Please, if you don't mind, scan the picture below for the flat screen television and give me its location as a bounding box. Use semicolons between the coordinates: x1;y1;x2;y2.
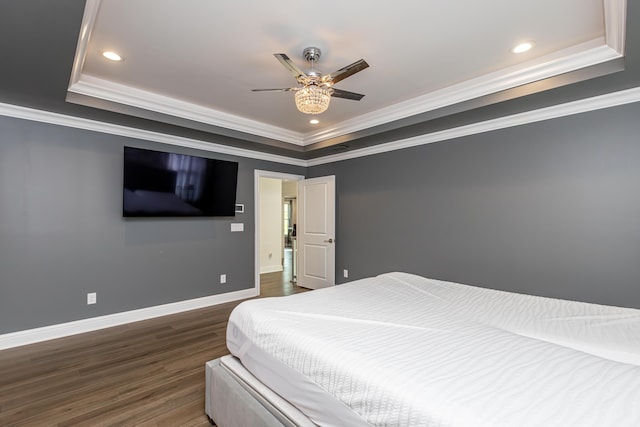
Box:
123;146;238;217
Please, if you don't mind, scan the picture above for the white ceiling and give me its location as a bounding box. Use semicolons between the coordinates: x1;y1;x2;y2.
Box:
69;0;624;148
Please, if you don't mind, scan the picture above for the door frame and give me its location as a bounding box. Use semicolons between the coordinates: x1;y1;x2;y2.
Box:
254;170;305;295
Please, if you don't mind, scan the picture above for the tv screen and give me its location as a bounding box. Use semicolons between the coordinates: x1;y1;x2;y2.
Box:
123;147;238;217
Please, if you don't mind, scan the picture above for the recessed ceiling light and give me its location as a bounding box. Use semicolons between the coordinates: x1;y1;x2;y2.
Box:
102;51;123;61
309;119;319;124
512;42;535;54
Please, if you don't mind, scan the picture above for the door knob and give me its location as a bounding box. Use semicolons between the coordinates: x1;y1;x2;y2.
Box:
324;238;334;243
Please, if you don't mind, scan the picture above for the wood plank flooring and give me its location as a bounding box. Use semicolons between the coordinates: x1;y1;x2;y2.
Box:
0;253;306;426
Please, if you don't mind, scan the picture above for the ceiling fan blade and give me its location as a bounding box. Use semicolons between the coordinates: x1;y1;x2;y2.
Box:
326;59;369;84
274;54;306;80
251;88;297;92
331;88;365;101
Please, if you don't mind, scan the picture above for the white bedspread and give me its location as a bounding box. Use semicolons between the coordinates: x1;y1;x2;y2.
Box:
227;272;640;427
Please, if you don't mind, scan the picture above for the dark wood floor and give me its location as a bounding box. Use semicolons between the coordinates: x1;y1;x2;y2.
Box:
0;251;306;426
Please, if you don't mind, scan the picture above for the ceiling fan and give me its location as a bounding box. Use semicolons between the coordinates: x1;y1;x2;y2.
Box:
252;47;369;115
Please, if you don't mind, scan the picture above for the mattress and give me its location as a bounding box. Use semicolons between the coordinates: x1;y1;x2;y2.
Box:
226;272;640;426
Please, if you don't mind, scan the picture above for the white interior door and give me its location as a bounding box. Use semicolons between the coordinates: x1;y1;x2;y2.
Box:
297;175;335;289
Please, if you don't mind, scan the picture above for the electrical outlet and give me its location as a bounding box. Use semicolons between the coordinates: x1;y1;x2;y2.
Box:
343;269;349;278
220;274;227;284
87;292;97;305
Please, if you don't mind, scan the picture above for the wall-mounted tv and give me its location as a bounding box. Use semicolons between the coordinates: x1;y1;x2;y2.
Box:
123;146;238;217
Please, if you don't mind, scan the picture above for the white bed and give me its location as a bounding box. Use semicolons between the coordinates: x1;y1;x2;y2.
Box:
207;272;640;426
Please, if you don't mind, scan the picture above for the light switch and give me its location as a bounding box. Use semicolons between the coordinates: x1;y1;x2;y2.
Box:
231;223;244;232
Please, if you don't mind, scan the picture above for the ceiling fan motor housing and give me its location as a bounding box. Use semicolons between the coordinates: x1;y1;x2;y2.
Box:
303;47;321;63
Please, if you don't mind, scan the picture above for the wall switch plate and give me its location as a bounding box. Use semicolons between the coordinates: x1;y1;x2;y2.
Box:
231;223;244;232
220;274;227;284
343;269;349;278
87;292;97;305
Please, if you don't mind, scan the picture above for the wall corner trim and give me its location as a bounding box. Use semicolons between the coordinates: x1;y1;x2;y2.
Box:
0;288;257;350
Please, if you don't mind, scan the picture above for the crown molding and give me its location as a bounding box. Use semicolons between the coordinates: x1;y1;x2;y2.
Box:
2;87;639;168
0;102;307;167
302;39;621;145
68;0;304;146
306;86;640;166
69;1;626;148
68;74;305;146
67;0;100;89
69;40;619;150
605;0;627;54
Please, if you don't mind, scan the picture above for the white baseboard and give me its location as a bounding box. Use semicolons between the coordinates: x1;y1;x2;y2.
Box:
0;288;258;350
260;265;284;274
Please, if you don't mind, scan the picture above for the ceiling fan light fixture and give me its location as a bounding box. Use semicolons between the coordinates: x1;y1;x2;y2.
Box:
295;85;331;114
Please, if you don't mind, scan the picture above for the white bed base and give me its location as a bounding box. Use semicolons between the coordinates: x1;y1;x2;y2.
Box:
205;355;315;427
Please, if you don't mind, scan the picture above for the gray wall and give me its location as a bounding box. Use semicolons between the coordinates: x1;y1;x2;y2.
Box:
3;101;640;335
0;116;304;334
309;102;640;309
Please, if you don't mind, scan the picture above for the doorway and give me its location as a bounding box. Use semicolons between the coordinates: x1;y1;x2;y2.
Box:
254;170;304;295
